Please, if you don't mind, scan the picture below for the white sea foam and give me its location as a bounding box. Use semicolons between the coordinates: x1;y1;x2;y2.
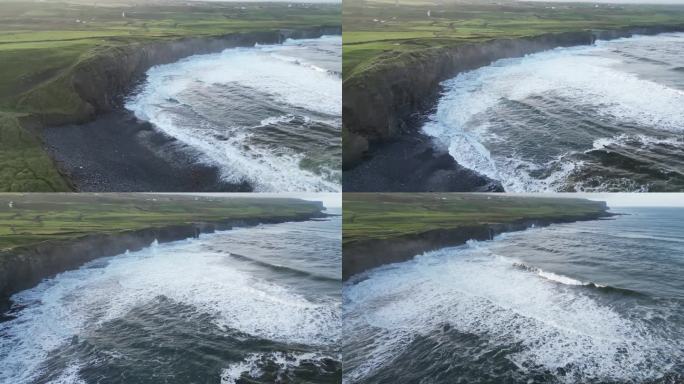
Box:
592;133;684;151
45;363;87;384
423;33;684;192
0;232;339;384
221;353;264;384
343;240;679;383
220;351;326;384
125;36;341;192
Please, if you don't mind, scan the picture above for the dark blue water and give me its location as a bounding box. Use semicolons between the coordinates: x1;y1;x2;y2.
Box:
126;36;342;192
0;215;341;384
423;33;684;192
343;207;684;383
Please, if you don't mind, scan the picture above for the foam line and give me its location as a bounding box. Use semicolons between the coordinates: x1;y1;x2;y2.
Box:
422;32;684;192
0;232;339;384
125;36;342;192
343;239;680;383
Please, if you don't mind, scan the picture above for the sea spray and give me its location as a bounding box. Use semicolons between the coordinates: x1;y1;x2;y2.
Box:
126;36;342;192
0;218;341;383
343;207;684;383
423;32;684;192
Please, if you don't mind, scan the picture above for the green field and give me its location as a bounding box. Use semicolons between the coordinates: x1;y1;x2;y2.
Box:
0;0;340;191
343;0;684;79
343;193;607;244
0;193;322;251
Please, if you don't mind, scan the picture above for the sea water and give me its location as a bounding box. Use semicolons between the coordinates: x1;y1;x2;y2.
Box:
343;207;684;383
0;215;341;383
423;33;684;192
126;36;342;192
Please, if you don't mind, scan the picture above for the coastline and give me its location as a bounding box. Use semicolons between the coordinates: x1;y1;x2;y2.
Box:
42;110;251;192
26;25;341;191
0;209;328;315
342;25;684;190
343;209;613;280
343;126;503;192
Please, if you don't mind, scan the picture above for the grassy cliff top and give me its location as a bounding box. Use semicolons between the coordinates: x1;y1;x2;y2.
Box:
343;0;684;80
343;193;607;244
0;193;323;251
0;1;340;192
0;0;340;111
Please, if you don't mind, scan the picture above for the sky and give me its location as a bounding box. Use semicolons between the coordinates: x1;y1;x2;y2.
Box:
169;192;684;209
523;0;684;3
183;193;341;209
579;193;684;207
519;193;684;207
250;193;341;209
187;0;341;2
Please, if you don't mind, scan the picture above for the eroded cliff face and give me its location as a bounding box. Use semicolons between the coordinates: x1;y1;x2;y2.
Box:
35;26;341;128
0;211;326;313
342;25;684;169
342;204;610;280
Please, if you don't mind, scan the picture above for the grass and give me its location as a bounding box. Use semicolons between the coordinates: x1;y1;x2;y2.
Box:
0;114;71;192
343;193;607;244
343;0;684;79
0;193;323;252
0;0;341;191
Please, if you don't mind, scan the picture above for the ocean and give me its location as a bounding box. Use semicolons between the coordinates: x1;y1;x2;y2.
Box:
126;36;342;192
422;32;684;192
0;214;341;383
343;207;684;383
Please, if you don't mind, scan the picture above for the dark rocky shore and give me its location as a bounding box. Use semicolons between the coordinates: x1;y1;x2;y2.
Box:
0;209;327;315
343;128;502;192
43;111;251;192
343;206;612;280
33;25;341;191
342;25;684;191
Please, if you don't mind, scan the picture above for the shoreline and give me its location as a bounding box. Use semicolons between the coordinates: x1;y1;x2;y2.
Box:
0;210;328;315
343;124;503;192
27;26;341;191
343;209;613;280
342;26;684;191
42;110;252;192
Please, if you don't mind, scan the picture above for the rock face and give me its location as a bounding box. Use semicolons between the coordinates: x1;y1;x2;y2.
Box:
33;26;341;128
342;25;684;169
0;210;326;313
342;204;610;280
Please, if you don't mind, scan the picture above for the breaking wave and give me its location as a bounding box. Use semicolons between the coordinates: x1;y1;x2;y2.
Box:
126;36;342;192
423;33;684;192
343;235;682;383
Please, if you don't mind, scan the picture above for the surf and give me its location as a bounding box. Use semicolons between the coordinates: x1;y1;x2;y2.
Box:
0;224;340;383
343;231;682;383
422;32;684;192
126;36;342;192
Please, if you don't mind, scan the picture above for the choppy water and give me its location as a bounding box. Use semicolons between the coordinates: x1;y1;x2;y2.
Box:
126;36;342;192
343;207;684;383
0;215;341;384
423;33;684;192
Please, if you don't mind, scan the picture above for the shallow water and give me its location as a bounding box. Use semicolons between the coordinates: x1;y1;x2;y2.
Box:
343;207;684;383
126;36;342;192
423;33;684;192
0;215;341;384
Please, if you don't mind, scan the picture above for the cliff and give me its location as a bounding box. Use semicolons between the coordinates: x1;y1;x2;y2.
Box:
0;209;326;313
343;211;610;280
22;26;342;128
342;194;610;280
343;25;684;169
